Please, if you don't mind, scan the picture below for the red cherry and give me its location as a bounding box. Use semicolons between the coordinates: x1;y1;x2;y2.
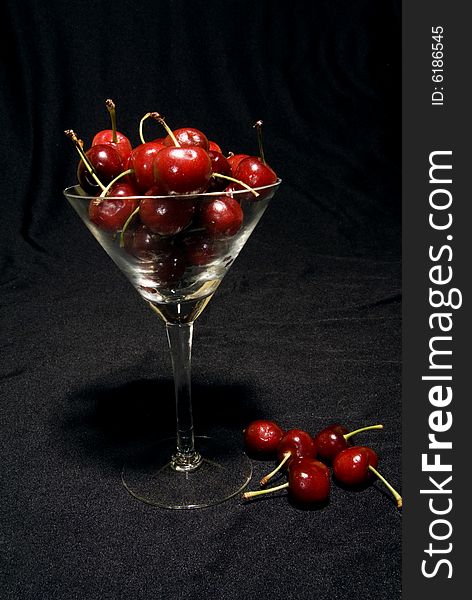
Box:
77;144;123;194
91;99;132;162
277;429;317;463
92;130;132;162
88;183;139;232
333;446;402;508
209;140;222;153
150;248;187;285
207;150;232;191
234;156;277;189
260;429;317;486
333;446;379;486
243;457;330;505
222;184;254;204
123;224;173;261
164;127;209;150
314;425;349;462
139;193;195;236
243;420;284;455
208;151;231;175
128;142;167;193
199;196;243;238
182;232;220;266
315;423;384;463
288;458;331;504
228;153;249;174
153;146;212;195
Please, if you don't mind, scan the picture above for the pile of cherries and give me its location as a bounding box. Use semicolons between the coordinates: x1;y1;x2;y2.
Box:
65;100;278;284
242;419;402;509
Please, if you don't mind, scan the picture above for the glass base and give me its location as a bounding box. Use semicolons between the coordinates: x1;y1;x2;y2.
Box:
122;436;253;509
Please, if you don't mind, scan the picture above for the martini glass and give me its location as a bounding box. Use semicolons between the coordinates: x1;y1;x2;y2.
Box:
64;180;280;508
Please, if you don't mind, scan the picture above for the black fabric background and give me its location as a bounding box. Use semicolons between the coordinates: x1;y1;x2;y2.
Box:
1;1;401;599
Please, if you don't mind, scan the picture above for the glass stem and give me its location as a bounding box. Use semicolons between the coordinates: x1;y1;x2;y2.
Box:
165;322;203;472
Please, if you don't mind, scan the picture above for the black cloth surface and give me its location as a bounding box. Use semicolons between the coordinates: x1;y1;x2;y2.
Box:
1;1;401;599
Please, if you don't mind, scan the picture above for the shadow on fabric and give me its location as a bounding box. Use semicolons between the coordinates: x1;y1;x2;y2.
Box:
59;377;261;471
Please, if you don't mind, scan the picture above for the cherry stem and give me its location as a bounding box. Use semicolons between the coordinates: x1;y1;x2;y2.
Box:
105;99;118;143
149;112;180;146
344;424;384;441
119;205;141;248
138;112;153;145
213;173;259;197
260;452;291;486
243;481;289;500
99;168;134;198
253;120;266;165
64;129;106;191
369;465;403;509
